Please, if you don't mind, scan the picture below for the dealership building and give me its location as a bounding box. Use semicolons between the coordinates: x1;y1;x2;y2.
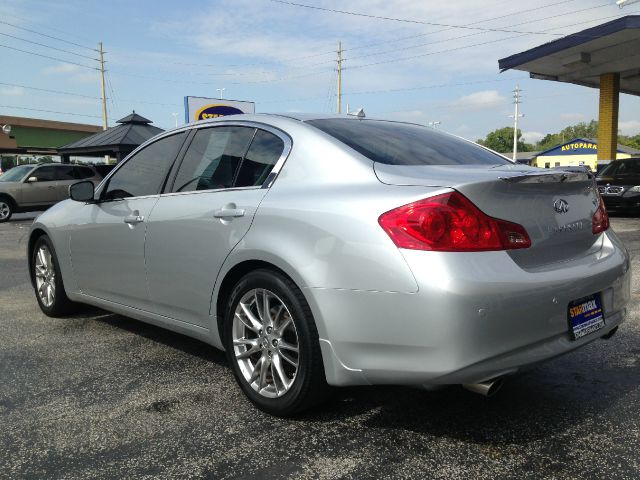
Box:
531;138;640;170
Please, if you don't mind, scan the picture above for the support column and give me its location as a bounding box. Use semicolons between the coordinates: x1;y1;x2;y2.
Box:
60;154;71;164
597;72;620;164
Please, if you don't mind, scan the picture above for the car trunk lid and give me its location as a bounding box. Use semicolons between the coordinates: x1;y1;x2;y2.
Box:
374;163;602;268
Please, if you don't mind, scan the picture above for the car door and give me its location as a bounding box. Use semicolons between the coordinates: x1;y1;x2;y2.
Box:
53;165;77;201
144;125;290;327
21;165;59;205
69;131;189;308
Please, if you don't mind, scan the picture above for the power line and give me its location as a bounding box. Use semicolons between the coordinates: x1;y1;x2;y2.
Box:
267;0;596;37
343;0;580;53
0;43;100;70
343;1;612;63
0;82;101;99
345;10;636;71
0;31;99;61
0;20;98;52
0;104;102;119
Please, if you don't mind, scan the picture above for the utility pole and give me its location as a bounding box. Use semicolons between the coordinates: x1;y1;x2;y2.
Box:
216;88;226;99
509;85;524;161
98;42;108;131
336;41;343;114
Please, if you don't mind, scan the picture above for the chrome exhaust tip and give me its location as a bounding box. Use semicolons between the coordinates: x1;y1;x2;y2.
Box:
462;377;504;397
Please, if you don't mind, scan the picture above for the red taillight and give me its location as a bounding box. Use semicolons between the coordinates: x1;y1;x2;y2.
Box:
592;194;609;234
378;191;531;252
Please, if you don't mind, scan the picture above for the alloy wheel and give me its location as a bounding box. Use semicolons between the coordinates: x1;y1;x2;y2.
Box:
0;201;10;220
232;288;300;398
34;245;56;308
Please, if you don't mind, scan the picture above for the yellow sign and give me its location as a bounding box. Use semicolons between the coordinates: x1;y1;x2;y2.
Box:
561;142;597;152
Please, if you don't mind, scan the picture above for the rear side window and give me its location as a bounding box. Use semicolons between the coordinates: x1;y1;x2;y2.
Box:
235;130;284;187
103;132;187;200
72;166;95;179
172;126;255;193
307;119;510;166
56;165;76;180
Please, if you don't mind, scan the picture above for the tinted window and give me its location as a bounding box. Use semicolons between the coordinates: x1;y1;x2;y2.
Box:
598;158;640;176
33;166;58;181
72;166;95;179
104;132;187;200
172;127;255;193
235;130;284;187
56;166;76;180
308;119;510;166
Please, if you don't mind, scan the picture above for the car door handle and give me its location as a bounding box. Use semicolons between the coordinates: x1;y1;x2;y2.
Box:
213;208;245;219
124;214;145;225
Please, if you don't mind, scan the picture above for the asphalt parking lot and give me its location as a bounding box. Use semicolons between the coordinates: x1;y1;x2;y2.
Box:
1;213;639;480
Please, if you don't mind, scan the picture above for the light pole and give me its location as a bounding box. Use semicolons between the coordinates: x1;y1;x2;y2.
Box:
171;113;179;128
216;88;226;99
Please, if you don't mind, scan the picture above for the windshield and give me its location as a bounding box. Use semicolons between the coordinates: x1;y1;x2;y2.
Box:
307;118;511;166
598;158;640;177
0;165;34;182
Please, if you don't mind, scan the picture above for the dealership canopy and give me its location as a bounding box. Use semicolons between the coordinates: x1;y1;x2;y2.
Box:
57;111;163;163
498;15;640;163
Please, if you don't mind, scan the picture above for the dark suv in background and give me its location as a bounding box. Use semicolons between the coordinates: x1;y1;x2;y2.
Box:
0;164;103;222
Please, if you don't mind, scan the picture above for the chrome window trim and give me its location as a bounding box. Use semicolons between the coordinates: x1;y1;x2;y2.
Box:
160;185;261;199
95;121;292;201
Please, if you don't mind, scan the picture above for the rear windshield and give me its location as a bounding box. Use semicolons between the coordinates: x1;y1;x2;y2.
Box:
598;158;640;176
307;119;510;166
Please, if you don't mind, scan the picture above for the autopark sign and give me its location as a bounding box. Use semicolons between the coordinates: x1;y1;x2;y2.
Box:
184;96;255;123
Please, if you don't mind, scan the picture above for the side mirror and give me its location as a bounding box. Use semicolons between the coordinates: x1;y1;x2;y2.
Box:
69;180;95;202
27;176;38;183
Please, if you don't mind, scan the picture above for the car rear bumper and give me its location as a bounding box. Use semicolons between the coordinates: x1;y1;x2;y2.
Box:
311;230;630;387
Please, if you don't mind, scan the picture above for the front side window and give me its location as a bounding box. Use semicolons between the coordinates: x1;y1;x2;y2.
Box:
32;166;58;182
172;127;255;193
104;132;187;200
308;119;510;166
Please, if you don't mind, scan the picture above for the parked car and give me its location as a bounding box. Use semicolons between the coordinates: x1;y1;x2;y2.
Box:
596;157;640;212
0;164;102;222
27;114;630;416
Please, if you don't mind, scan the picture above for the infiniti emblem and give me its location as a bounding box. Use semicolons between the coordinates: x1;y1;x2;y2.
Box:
554;199;569;214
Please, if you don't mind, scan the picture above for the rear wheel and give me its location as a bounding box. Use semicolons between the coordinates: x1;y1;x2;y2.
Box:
32;235;76;317
224;269;329;416
0;198;13;222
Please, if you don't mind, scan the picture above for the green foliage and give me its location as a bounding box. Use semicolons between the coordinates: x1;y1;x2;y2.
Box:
479;120;640;155
476;127;533;154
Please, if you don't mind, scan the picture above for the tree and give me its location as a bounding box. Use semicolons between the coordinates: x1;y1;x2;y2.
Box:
477;127;532;154
536;120;599;151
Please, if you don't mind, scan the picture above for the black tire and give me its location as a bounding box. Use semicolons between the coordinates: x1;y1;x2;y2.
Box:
0;197;13;223
31;235;77;317
223;269;330;416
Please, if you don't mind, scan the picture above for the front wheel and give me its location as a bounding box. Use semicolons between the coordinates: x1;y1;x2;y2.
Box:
0;198;13;222
32;235;76;317
224;269;329;416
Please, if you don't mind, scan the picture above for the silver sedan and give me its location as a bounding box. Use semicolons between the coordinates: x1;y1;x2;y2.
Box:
27;114;630;416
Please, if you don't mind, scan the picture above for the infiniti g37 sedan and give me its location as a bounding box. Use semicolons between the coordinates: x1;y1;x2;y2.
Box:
28;114;630;416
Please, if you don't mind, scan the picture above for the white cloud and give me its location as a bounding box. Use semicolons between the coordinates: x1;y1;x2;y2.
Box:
450;90;506;110
619;120;640;136
559;112;586;122
43;63;82;74
521;131;545;144
0;86;25;96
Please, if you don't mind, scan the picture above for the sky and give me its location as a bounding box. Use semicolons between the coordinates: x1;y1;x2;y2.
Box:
1;0;640;145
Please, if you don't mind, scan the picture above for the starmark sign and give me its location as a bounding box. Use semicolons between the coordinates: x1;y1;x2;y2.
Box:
184;96;255;123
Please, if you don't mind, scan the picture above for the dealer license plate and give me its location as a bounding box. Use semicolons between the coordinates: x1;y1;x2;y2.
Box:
568;294;605;340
